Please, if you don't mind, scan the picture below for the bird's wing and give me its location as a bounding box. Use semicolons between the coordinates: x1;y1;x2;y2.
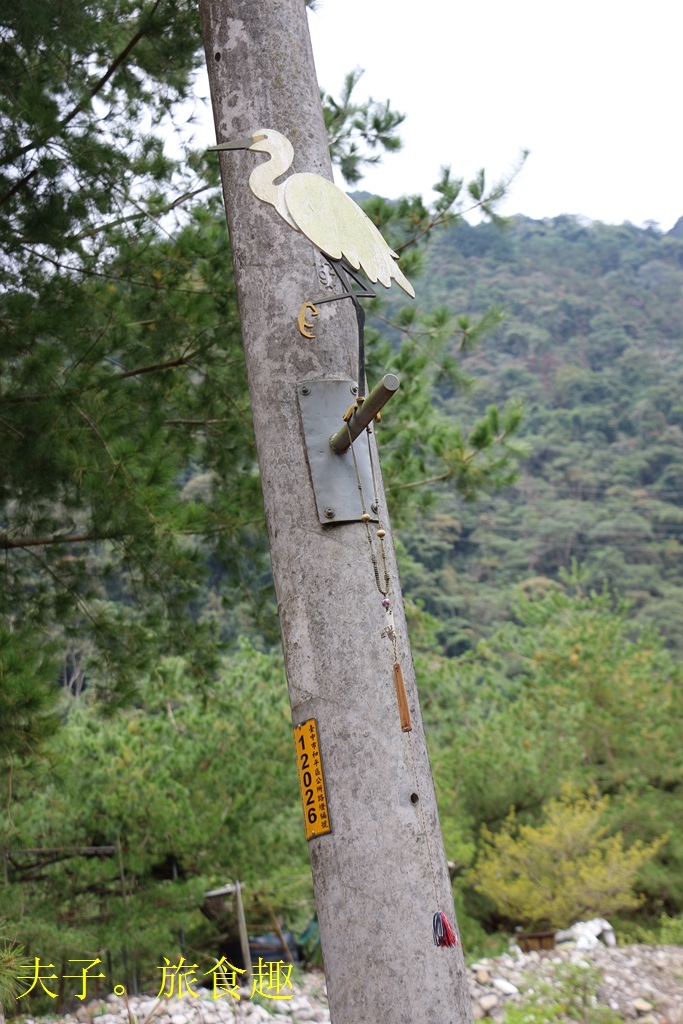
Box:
283;173;414;298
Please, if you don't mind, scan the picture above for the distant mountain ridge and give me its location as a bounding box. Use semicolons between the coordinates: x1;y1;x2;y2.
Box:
397;214;683;655
667;214;683;239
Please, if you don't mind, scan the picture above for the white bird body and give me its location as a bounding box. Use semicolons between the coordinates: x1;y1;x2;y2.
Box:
222;128;415;298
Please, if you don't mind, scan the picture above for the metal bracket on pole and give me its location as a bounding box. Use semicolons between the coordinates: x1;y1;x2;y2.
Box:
297;376;399;525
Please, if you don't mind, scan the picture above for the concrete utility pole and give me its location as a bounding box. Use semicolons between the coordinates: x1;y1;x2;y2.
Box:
198;2;472;1022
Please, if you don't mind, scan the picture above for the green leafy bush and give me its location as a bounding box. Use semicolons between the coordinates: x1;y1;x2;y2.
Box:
469;786;663;930
660;913;683;945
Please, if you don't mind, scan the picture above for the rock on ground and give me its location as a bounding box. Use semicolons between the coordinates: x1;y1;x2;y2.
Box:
468;944;683;1023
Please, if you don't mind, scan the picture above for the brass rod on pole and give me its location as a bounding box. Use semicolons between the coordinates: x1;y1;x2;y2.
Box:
329;373;400;454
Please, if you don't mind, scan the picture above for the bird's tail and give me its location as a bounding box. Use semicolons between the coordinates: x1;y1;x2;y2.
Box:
391;259;415;298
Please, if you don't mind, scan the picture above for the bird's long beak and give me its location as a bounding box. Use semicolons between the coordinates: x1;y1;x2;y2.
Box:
207;135;256;152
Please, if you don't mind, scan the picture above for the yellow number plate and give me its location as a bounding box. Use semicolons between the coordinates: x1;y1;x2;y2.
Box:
294;719;331;840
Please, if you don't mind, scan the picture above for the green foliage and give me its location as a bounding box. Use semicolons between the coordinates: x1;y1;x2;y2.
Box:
321;68;404;185
398;214;683;654
611;909;683;945
0;941;24;1018
469;786;663;931
0;644;309;992
659;912;683;945
0;0;201;270
0;0;253;704
0;628;60;763
367;308;526;524
425;583;683;926
0;941;23;1007
503;963;624;1024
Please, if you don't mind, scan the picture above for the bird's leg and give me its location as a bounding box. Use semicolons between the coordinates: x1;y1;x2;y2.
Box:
297;259;374;399
352;295;366;401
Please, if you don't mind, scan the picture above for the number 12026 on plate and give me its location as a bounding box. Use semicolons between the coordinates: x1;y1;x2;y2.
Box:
294;719;331;840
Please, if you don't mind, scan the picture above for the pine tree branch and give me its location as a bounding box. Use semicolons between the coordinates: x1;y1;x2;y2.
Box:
163;418;232;426
9;846;117;857
6;756;14;829
22;548;131;670
1;351;204;404
392;209;453;255
388;430;514;491
20;246;214;293
0;393;51;404
66;183;213;242
118;351;200;378
388;471;454;491
63;314;114;382
0;167;39;211
58;0;164;137
0;0;164;173
0;531;118;550
76;405;123;476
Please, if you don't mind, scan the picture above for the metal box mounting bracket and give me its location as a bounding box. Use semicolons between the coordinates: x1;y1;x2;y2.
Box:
297;378;377;525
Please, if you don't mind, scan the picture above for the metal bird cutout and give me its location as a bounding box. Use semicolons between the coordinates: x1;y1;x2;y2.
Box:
209;128;414;389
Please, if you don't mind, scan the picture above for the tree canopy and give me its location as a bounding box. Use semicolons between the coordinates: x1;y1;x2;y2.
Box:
398;214;683;655
1;0;523;722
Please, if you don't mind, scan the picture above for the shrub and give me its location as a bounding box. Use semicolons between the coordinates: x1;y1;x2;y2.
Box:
469;786;664;931
503;963;624;1024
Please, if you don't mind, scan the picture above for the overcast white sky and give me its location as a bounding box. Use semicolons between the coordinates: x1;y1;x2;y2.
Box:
305;0;682;232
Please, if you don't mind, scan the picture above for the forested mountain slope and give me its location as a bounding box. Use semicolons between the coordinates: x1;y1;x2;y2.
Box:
396;215;683;655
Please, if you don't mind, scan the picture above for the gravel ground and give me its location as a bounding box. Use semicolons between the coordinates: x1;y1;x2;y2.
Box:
16;943;683;1024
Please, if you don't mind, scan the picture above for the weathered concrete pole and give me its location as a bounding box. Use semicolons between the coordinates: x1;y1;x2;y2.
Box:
197;2;472;1021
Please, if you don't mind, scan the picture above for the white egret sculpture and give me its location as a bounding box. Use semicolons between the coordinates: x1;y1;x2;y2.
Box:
209;128;414;389
210;128;414;296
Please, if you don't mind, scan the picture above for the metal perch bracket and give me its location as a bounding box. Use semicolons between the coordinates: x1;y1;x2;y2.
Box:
297;375;400;525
